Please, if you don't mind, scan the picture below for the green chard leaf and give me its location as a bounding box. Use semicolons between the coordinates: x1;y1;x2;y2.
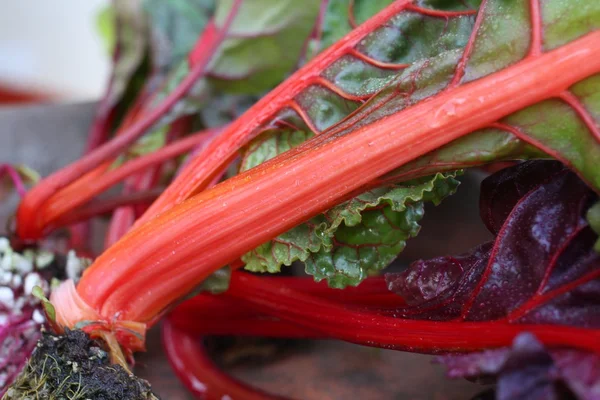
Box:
273;0;600;185
184;266;231;298
129;0;216;157
96;5;116;54
318;0;401;53
240;129;460;287
150;0;321;128
94;0;149;134
345;0;600;186
32;286;56;324
109;0;149;103
208;0;322;94
114;0;323;177
144;0;215;71
200;0;599;287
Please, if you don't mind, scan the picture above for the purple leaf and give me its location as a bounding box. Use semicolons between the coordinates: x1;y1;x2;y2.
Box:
436;333;600;400
385;161;600;327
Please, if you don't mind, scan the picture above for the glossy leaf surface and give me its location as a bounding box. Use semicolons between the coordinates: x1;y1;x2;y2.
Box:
146;0;600;229
386;162;600;330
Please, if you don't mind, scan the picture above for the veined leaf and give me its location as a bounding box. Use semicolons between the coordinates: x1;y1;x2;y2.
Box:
240;129;460;287
121;0;318;158
152;0;321;127
146;0;600;226
73;1;600;324
386;162;600;330
105;0;149;112
126;0;215;158
304;0;396;62
87;0;149;151
96;5;116;55
208;0;322;94
107;0;215;163
132;0;321;160
144;0;215;71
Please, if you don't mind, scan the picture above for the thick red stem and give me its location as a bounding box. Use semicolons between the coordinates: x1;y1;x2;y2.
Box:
16;8;240;240
162;320;289;400
170;315;321;339
105;117;194;247
227;273;600;353
54;188;163;226
36;128;221;234
136;0;416;225
73;32;600;325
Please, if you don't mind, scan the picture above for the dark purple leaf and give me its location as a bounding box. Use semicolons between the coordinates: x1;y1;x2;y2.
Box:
478;161;565;235
437;333;600;400
385;161;600;328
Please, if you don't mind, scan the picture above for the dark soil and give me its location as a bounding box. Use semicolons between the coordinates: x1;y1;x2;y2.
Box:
4;329;158;400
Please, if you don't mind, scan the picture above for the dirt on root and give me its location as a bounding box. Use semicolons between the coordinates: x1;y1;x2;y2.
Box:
4;329;158;400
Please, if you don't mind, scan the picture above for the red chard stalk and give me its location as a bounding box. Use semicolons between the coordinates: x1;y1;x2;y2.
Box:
50;33;599;359
4;0;600;397
22;0;598;351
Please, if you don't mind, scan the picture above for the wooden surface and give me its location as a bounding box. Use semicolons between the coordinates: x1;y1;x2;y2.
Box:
0;102;492;399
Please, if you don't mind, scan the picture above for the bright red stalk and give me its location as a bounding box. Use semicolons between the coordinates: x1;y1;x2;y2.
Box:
136;0;416;225
33;128;220;234
162;321;289;400
170;275;403;327
174;276;403;318
104;169;159;248
15;5;241;240
54;188;163;226
169;276;402;337
169;314;320;339
105;207;137;249
226;273;600;353
64;32;600;323
104;117;193;246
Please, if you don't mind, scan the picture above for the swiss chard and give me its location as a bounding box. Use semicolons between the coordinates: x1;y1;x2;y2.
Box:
35;0;599;349
16;0;321;240
125;0;600;285
4;0;600;398
140;0;600;224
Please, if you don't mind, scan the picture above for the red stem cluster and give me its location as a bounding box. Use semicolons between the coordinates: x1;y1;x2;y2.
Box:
10;0;600;397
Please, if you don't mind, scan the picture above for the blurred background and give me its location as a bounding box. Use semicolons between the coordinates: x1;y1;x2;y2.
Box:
0;0;109;104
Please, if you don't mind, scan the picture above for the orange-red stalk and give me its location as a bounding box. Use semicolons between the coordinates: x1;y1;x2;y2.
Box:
136;0;416;225
47;32;600;355
38;127;220;233
226;273;600;353
15;4;241;240
162;321;289;400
